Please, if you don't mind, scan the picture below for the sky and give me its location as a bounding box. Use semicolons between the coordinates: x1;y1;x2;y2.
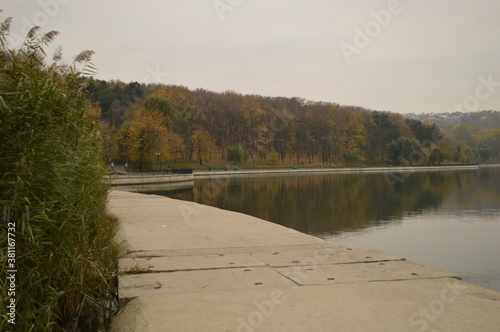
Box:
2;0;500;114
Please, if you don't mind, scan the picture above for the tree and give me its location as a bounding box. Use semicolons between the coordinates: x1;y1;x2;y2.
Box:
453;144;475;163
387;137;422;166
241;96;269;157
405;119;442;146
122;110;169;169
227;144;246;165
100;120;120;161
367;112;401;163
85;78;145;127
428;148;445;166
449;125;477;147
166;132;185;163
143;94;177;126
343;150;360;165
484;129;500;161
191;129;215;165
344;110;367;162
437;138;456;162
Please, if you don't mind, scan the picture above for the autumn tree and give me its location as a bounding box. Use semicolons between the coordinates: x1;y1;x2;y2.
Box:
122;110;169;169
154;86;196;149
241;97;269;157
453;144;475;163
85;78;145;127
192;129;215;165
436;138;456;162
448;125;477;147
100;120;120;162
342;110;368;163
485;129;500;161
166;132;185;164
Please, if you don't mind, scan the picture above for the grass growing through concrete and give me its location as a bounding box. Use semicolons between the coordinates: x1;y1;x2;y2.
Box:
0;17;118;331
121;265;154;274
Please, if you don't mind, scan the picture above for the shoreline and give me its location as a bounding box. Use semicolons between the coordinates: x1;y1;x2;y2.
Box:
194;163;482;178
108;163;497;186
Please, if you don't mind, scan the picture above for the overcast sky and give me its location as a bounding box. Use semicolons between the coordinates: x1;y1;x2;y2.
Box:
3;0;500;114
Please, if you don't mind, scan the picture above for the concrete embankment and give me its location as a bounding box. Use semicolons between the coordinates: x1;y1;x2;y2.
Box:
194;164;481;178
108;173;193;186
108;164;484;187
108;190;500;332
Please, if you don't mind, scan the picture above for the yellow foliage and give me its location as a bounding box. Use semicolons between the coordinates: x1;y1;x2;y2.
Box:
166;132;186;161
123;110;169;163
192;129;215;164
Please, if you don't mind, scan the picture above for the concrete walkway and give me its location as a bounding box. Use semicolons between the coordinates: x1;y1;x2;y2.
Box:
108;191;500;332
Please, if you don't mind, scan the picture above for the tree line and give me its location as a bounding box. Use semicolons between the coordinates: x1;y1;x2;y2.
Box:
87;79;500;170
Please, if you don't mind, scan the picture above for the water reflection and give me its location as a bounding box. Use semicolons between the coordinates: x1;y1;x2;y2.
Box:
168;169;498;236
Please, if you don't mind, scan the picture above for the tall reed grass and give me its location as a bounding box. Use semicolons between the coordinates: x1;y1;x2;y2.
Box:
1;15;117;331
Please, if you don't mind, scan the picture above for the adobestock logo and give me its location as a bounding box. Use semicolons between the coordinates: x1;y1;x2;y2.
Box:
213;0;244;21
408;279;467;332
448;74;500;112
340;0;405;64
142;64;170;84
236;290;286;332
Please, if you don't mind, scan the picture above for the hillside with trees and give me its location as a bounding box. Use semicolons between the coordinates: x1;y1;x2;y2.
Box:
86;80;500;170
406;110;500;130
406;111;500;163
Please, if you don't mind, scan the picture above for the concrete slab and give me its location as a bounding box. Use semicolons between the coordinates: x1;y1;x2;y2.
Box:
119;267;296;301
119;253;266;273
251;246;403;267
121;243;343;259
275;260;459;285
110;278;500;332
108;191;181;208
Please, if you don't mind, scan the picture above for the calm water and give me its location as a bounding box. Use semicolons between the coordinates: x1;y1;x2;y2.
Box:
155;167;500;292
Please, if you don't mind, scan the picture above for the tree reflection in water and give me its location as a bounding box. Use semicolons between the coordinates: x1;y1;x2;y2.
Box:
165;168;499;237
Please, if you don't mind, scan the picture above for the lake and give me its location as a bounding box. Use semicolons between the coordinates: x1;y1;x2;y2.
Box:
148;167;500;292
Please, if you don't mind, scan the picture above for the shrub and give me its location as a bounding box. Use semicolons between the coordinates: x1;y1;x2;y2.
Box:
0;17;117;331
226;144;246;165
